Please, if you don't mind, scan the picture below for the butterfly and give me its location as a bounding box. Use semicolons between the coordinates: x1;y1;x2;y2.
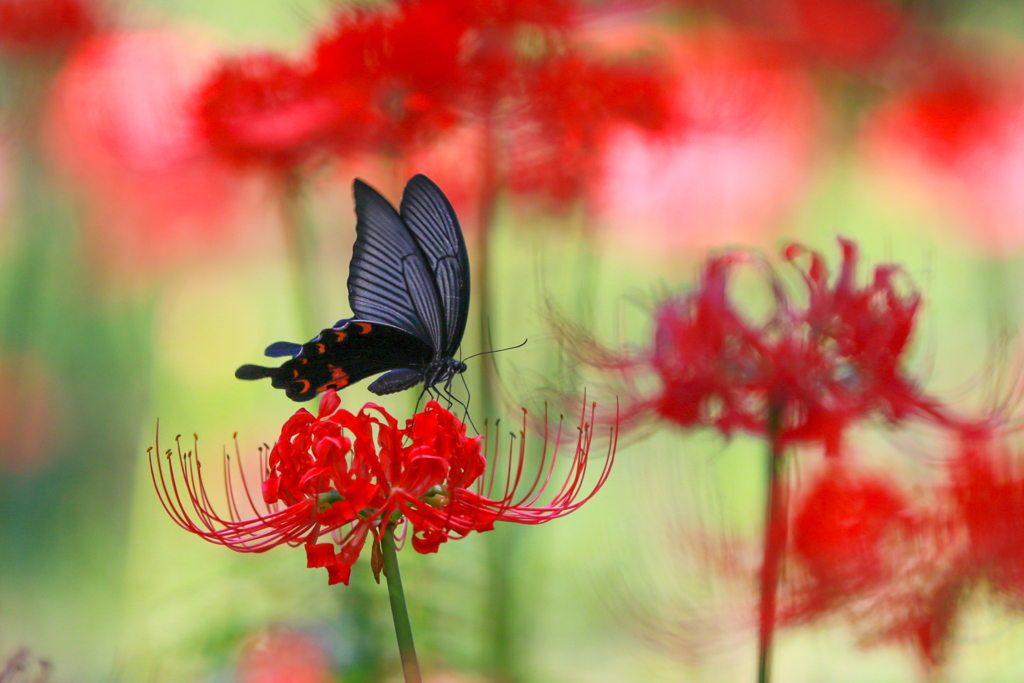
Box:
235;174;470;402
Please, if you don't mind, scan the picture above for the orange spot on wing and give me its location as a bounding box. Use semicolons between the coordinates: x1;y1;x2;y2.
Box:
294;379;310;394
315;343;326;354
333;330;346;342
331;368;350;387
354;322;372;334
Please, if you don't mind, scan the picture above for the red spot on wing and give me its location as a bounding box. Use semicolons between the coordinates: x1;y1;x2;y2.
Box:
354;322;372;334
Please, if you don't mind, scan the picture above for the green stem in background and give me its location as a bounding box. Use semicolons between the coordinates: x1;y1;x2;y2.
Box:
474;112;521;683
757;402;788;683
381;525;422;683
279;171;320;335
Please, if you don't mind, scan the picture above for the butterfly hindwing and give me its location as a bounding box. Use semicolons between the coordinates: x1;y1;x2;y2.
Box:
236;320;434;401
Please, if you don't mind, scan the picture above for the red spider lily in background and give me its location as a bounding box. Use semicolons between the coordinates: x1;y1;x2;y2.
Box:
0;0;98;58
152;391;616;586
238;629;332;683
43;31;263;281
197;53;344;170
864;58;1024;254
770;429;1024;674
595;29;817;251
505;51;671;206
193;0;672;208
676;0;909;72
584;239;953;454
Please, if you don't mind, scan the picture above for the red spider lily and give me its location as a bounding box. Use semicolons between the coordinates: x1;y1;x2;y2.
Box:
505;51;671;206
775;431;1024;672
595;29;816;250
197;53;345;169
311;3;467;156
583;239;954;453
44;31;260;280
0;0;98;57
784;459;917;620
864;61;1024;253
152;391;616;586
238;629;331;683
677;0;908;71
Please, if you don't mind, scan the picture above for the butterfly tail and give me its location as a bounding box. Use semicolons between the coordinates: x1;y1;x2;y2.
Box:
235;364;278;381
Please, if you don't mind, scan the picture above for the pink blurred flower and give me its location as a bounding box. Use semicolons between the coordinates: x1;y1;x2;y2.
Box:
864;59;1024;254
238;630;330;683
595;29;817;251
43;31;261;280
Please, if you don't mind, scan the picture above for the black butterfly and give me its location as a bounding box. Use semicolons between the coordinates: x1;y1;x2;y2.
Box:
235;174;470;401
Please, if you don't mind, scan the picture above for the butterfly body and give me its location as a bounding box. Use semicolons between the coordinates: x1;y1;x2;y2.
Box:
236;174;470;401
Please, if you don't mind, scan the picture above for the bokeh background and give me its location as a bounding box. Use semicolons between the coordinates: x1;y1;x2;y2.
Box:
5;0;1024;682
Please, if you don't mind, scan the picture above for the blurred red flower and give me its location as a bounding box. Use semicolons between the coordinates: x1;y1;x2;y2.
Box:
43;31;261;280
595;30;817;251
0;0;98;57
677;0;907;71
578;239;952;453
787;459;913;615
238;629;331;683
865;60;1024;253
505;50;672;206
197;53;343;170
153;391;615;585
311;3;467;155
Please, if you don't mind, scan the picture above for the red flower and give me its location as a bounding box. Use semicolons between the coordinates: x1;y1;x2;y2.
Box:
43;31;259;281
864;61;1024;253
311;3;467;155
948;435;1024;600
152;391;615;585
787;460;912;614
676;0;907;71
506;50;671;206
585;239;953;453
595;29;817;251
197;53;345;169
0;0;98;57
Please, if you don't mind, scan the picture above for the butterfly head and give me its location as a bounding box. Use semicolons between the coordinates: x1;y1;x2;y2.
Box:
423;357;467;390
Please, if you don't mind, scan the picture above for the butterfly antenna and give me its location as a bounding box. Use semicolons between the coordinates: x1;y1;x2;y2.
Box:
462;338;528;363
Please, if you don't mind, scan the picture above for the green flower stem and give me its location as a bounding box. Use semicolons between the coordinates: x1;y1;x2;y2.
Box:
280;172;319;335
381;524;422;683
757;402;788;683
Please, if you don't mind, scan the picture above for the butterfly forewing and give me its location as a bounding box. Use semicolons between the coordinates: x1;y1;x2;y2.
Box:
349;180;440;348
399;175;471;357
